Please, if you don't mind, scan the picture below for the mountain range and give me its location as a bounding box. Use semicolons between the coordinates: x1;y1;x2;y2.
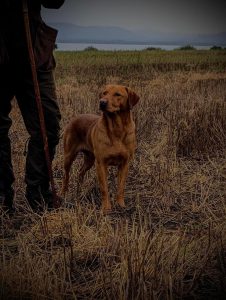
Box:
51;23;226;46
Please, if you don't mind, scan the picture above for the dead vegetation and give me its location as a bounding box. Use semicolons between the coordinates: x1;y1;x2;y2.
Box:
1;51;226;299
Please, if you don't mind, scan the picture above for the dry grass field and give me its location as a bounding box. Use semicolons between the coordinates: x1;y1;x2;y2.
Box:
1;49;226;299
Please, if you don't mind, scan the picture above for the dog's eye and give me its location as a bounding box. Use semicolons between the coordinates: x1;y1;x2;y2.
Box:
103;91;108;96
114;92;121;97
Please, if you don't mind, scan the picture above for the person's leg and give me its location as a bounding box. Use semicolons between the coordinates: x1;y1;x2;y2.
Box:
0;65;15;210
16;68;61;209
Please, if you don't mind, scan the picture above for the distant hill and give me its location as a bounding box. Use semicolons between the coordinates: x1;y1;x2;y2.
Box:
50;23;145;43
190;32;226;45
50;22;226;46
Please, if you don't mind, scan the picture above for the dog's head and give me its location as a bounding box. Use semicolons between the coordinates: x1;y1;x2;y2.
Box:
99;85;139;113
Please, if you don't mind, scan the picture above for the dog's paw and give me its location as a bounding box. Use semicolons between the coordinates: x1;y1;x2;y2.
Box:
101;204;112;214
116;198;126;208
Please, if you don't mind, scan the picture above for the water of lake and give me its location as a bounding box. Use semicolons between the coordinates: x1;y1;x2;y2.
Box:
56;43;211;51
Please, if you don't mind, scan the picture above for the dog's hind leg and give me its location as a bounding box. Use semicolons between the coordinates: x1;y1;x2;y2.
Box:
78;151;95;183
77;151;95;195
61;148;78;197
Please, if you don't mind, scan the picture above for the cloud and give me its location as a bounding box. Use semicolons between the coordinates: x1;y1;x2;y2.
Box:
42;0;226;34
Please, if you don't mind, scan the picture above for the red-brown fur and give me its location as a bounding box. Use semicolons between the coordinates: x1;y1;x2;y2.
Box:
61;84;140;212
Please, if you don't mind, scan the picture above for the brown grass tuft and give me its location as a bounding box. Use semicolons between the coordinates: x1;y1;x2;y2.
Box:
1;51;226;299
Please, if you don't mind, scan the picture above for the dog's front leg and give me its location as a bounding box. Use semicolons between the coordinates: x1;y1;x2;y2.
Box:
116;160;129;208
95;160;111;212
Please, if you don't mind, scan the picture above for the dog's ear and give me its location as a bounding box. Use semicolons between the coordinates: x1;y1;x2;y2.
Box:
126;87;140;109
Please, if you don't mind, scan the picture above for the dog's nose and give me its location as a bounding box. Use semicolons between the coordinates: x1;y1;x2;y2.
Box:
99;99;108;111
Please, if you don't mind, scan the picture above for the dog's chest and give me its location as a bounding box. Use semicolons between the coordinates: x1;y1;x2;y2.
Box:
94;130;135;163
104;140;130;165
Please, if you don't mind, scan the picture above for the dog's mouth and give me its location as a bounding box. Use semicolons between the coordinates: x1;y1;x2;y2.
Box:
99;105;107;112
101;108;121;115
99;100;122;114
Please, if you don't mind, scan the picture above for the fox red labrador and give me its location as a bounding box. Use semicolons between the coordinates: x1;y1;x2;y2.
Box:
61;84;140;212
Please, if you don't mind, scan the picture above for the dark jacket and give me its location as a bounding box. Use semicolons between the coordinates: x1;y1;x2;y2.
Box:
0;0;65;69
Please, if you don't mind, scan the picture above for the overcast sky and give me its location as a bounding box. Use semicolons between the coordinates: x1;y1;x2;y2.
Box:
42;0;226;34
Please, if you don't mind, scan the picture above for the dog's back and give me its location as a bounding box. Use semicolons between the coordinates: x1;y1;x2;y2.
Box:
64;114;99;154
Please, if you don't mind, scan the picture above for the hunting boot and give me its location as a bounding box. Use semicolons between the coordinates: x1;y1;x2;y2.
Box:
26;184;63;212
0;186;15;214
25;185;45;212
41;182;63;209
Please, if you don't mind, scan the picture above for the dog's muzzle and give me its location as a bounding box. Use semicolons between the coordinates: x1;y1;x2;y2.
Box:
99;99;108;111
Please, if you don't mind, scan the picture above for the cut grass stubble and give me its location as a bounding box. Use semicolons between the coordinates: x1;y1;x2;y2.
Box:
1;50;226;299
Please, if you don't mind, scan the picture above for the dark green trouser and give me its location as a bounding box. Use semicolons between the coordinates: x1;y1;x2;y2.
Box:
0;63;61;192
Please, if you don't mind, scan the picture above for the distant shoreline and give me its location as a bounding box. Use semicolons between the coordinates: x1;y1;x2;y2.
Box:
57;40;226;47
56;42;221;51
